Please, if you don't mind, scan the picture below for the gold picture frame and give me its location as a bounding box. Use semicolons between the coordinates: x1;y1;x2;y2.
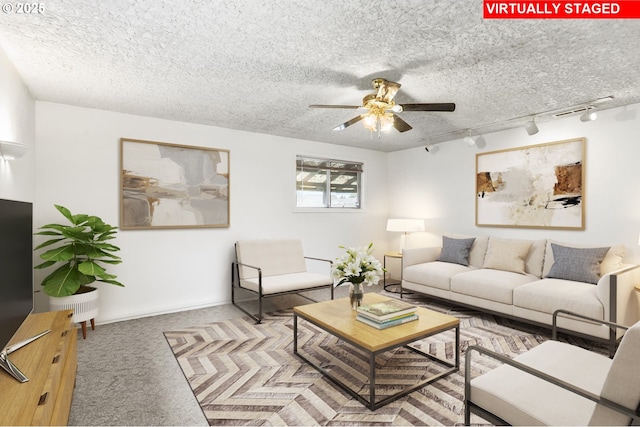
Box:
476;137;585;230
120;138;230;230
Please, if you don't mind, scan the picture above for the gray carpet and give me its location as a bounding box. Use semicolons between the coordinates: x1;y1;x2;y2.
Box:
164;295;603;426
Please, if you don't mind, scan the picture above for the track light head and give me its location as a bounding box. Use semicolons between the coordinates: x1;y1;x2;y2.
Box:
524;119;539;136
464;136;476;146
580;108;597;122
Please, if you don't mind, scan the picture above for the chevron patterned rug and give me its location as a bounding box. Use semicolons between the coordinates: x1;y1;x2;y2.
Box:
164;295;603;426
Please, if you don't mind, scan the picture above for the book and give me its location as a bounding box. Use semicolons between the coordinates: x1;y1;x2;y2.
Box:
356;298;417;321
356;313;419;329
356;310;417;324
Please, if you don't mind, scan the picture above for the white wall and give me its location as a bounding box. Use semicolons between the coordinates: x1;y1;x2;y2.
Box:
0;45;35;202
34;102;390;322
388;102;640;263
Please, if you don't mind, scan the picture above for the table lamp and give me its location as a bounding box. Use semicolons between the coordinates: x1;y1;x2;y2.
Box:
387;218;425;254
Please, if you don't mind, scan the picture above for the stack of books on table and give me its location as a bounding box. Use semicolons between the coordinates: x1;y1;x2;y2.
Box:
356;298;418;329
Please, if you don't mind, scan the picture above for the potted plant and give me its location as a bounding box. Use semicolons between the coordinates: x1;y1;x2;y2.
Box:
34;205;123;337
332;243;385;309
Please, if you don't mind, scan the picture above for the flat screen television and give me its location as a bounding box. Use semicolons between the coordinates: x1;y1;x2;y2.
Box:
0;199;49;383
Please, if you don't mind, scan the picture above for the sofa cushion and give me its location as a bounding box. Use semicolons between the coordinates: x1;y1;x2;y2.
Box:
470;340;611;426
438;236;475;266
546;243;610;284
513;278;604;319
482;237;532;274
403;261;476;291
240;272;333;295
525;239;547;278
543;240;625;277
451;269;538;304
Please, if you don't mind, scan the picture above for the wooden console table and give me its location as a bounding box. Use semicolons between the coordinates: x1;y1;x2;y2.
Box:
0;310;77;425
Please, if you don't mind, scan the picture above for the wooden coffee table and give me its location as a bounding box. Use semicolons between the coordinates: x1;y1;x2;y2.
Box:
293;293;460;410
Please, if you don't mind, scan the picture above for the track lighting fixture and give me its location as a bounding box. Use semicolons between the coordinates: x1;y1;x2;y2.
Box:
423;95;611;145
464;130;476;146
425;144;435;153
524;118;539;136
580;107;597;122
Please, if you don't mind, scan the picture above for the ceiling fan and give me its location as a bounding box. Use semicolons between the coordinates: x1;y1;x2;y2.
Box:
310;78;455;135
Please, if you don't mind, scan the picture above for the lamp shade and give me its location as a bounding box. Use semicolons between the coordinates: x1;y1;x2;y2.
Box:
386;219;425;233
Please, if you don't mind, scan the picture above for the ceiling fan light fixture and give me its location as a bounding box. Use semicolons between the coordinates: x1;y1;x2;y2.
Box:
379;113;394;132
311;77;455;137
362;113;378;132
362;111;394;133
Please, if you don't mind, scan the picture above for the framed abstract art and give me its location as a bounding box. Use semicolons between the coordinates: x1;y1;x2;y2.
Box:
476;137;585;230
120;138;230;229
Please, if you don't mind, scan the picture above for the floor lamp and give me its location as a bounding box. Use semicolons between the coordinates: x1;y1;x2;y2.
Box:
386;219;425;254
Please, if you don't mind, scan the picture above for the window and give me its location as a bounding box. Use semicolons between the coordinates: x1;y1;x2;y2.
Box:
296;156;363;208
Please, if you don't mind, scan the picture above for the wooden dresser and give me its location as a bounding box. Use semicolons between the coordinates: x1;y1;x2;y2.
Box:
0;310;77;425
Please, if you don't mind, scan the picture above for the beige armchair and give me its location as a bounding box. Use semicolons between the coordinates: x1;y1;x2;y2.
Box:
231;239;334;323
464;310;640;425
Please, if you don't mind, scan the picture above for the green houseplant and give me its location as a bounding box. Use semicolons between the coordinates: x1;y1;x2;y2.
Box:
34;204;123;297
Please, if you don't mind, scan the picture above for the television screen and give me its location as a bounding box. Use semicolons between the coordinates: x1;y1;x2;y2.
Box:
0;199;33;354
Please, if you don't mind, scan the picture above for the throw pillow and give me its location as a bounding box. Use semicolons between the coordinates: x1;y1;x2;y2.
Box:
444;233;489;267
542;240;625;277
545;243;610;284
438;236;476;266
482;237;532;274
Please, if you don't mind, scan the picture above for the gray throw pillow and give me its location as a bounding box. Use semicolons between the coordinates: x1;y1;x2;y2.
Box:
438;236;476;266
545;243;610;284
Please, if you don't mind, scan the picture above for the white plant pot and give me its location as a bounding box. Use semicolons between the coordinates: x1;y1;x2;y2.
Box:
49;287;99;324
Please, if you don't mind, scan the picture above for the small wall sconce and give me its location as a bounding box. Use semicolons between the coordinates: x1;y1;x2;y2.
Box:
0;140;27;161
386;218;425;254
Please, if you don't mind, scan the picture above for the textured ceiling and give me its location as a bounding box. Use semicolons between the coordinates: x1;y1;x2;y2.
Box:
1;0;640;152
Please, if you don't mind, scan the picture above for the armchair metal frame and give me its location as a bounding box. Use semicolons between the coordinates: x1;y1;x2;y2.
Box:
231;255;334;324
464;310;640;426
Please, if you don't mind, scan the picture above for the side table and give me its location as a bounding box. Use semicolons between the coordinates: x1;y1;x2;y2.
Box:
383;252;404;295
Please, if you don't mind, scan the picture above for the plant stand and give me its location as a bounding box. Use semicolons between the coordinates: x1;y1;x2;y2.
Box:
49;287;99;339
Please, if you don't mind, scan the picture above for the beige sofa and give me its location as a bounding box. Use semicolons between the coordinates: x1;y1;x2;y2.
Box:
402;234;640;350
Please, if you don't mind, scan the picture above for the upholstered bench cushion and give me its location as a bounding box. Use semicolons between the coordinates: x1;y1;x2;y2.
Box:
236;239;308;278
513;278;604;319
470;340;612;425
403;261;476;291
240;272;333;295
451;269;538;304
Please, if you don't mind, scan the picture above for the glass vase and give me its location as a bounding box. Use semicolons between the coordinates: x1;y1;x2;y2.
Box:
349;282;364;310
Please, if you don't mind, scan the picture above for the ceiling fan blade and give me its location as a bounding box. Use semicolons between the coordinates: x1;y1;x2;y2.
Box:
399;103;456;112
309;104;361;109
332;115;364;131
374;78;401;103
392;114;412;132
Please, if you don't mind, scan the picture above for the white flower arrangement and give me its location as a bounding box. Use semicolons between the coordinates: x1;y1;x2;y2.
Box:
332;243;385;287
